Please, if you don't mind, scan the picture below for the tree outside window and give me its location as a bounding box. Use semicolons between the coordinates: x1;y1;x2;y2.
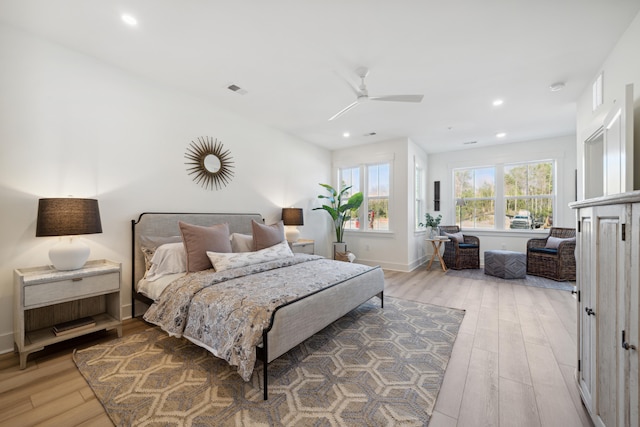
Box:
504;161;554;229
339;162;390;231
454;167;495;228
367;163;389;230
339;167;360;230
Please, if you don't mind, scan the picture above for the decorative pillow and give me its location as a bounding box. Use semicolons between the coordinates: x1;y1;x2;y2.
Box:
230;233;254;253
139;235;182;271
545;236;575;249
207;240;294;272
251;220;285;251
178;221;232;272
443;231;464;243
145;242;186;281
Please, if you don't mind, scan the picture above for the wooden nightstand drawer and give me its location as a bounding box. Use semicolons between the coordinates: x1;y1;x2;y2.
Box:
24;272;119;308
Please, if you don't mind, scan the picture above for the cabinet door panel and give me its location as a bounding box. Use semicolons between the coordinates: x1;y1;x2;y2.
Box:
578;210;595;409
630;204;639;427
593;205;626;427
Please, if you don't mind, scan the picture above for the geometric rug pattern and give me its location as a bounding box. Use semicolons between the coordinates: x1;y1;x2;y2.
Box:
445;268;576;292
74;297;464;426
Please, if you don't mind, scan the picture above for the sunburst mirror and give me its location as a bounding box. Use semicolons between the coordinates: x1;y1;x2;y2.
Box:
185;137;234;190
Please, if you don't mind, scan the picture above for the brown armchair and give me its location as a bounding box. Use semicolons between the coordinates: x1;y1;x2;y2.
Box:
526;227;576;281
439;225;480;269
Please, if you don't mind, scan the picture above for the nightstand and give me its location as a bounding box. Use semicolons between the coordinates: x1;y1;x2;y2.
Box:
14;259;122;369
290;239;315;254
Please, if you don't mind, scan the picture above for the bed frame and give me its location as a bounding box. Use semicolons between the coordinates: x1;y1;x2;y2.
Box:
131;212;384;399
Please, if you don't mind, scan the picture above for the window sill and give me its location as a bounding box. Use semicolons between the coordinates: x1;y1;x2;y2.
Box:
460;229;550;238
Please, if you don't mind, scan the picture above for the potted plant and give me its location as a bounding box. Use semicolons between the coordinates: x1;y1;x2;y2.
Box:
313;183;363;246
419;213;442;238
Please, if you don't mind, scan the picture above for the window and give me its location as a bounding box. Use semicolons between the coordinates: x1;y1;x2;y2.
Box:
504;161;554;230
339;162;391;232
453;160;555;230
339;166;360;230
454;167;495;228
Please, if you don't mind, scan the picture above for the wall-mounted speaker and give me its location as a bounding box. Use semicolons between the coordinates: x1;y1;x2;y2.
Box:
434;181;440;211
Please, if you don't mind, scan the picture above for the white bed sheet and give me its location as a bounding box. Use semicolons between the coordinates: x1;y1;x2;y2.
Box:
137;273;185;301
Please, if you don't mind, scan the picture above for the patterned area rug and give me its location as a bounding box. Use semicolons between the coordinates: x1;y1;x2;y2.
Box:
74;297;464;426
445;268;576;291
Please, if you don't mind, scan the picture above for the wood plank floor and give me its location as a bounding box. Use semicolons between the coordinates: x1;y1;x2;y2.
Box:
0;269;593;426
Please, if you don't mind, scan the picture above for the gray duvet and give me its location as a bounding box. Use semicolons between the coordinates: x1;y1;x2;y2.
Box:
143;254;378;381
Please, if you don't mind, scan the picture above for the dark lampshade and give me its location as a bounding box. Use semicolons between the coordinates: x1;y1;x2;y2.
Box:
281;208;304;226
36;198;102;237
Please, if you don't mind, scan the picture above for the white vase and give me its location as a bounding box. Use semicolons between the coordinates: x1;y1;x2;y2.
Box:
429;227;438;239
427;227;438;239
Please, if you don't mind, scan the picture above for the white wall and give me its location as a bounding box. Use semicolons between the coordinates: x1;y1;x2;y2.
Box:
427;135;577;262
0;24;331;353
576;11;640;199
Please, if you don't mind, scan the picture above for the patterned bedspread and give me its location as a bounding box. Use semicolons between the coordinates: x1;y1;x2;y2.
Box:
143;254;378;381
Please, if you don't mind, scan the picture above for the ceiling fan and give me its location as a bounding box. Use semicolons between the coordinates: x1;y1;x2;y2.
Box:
328;66;424;121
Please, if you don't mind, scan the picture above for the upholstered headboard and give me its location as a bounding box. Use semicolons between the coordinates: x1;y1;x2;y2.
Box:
131;212;263;315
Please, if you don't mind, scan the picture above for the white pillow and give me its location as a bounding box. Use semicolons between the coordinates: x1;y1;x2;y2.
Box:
145;242;187;281
230;233;254;253
207;240;294;272
443;231;464;243
545;236;575;249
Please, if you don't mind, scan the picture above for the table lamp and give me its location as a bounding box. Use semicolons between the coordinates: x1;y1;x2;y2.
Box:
281;208;304;243
36;198;102;270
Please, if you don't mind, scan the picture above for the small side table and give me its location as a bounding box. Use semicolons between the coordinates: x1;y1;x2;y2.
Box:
14;259;122;369
426;238;450;271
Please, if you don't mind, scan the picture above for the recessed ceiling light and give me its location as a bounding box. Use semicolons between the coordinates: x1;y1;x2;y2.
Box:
496;132;506;138
121;14;138;26
343;132;350;138
492;99;504;106
549;82;565;92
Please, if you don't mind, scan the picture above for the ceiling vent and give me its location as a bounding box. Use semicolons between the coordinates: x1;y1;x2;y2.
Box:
364;132;377;136
227;84;247;95
463;141;477;145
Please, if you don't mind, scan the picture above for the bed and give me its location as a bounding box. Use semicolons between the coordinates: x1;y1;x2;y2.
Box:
131;212;385;399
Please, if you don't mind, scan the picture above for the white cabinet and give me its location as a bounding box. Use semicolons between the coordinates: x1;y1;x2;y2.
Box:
14;259;122;369
572;193;639;427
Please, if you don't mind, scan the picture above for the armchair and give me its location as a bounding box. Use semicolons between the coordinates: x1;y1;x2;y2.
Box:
439;225;480;270
526;227;576;281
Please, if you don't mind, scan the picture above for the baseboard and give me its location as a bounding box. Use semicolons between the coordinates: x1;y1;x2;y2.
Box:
356;257;426;272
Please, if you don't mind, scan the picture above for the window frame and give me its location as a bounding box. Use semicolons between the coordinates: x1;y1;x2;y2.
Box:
338;160;393;234
452;159;556;231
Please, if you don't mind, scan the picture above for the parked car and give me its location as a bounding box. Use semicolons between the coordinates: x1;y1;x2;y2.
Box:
510;214;534;229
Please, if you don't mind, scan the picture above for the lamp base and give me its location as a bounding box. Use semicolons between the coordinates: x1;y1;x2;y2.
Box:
49;238;90;270
285;227;300;243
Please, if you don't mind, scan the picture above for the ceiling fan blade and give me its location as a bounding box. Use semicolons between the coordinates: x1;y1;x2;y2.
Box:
370;94;424;103
328;100;360;121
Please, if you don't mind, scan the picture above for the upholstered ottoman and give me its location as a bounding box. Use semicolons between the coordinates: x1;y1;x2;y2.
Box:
484;250;526;279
